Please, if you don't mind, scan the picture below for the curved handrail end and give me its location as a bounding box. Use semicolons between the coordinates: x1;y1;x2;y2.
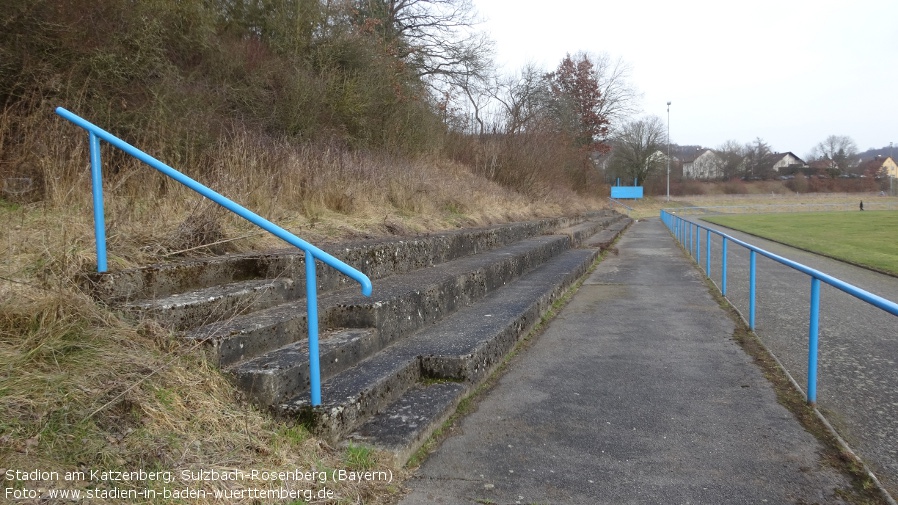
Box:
360;278;373;297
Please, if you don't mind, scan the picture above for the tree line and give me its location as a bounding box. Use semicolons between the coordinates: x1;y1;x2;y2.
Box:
0;0;652;198
8;1;879;198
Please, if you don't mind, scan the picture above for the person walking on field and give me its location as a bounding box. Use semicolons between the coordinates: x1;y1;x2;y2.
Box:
860;200;864;211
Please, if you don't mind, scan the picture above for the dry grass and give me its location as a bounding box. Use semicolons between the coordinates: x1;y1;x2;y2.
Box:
0;282;408;503
0;107;606;504
618;193;898;220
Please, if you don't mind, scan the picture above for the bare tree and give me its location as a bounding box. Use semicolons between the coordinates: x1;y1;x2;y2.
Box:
349;0;494;97
452;56;497;135
579;51;642;132
808;134;858;176
715;139;746;180
607;115;667;185
742;137;772;179
492;63;552;135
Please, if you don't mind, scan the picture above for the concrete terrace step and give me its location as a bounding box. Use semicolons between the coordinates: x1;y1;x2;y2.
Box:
83;213;615;305
96;213;617;335
214;234;574;399
279;248;600;455
586;216;634;250
126;277;298;331
230;327;379;406
555;214;624;246
83;210;631;465
349;382;467;465
85;252;304;304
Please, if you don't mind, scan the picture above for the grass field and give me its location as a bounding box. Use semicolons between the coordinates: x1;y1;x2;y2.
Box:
703;211;898;276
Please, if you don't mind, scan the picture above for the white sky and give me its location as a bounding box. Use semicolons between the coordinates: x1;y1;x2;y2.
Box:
473;0;898;157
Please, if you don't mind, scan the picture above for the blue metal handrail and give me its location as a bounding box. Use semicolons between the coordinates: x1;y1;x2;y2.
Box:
660;209;898;405
56;107;372;406
607;197;634;212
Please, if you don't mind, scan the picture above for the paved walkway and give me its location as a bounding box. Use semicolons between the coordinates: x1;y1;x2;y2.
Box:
692;217;898;498
399;218;857;505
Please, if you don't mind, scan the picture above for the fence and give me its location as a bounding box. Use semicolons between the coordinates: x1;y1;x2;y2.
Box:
56;107;372;406
660;209;898;405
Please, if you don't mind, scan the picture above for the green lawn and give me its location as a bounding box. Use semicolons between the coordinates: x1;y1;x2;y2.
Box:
703;211;898;276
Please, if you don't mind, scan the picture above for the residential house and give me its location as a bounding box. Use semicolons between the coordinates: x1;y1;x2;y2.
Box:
807;158;832;174
737;151;806;179
749;152;803;177
857;156;898;178
681;148;724;179
766;152;806;175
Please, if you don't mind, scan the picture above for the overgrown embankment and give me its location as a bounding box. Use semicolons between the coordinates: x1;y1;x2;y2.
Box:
1;2;607;502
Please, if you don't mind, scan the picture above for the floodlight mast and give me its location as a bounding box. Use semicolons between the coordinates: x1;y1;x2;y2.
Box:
666;101;671;202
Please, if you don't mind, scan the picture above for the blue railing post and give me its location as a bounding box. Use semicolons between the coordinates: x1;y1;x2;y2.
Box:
749;250;757;330
306;250;322;405
89;132;108;272
705;229;711;276
721;237;728;296
689;223;693;257
691;223;695;258
696;226;701;263
807;277;821;405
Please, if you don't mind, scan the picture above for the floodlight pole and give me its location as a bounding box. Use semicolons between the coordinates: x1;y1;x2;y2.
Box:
666;101;671;202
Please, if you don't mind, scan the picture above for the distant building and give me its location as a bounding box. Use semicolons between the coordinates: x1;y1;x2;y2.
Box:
765;152;806;174
737;151;806;179
807;159;832;173
857;155;898;178
681;148;724;180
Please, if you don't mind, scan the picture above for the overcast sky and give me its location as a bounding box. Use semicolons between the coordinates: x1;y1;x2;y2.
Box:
473;0;898;158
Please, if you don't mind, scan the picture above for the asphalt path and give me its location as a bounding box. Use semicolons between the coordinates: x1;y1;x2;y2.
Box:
399;218;859;504
677;213;898;498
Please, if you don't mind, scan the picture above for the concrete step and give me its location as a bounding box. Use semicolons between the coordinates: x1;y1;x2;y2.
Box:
586;216;633;250
209;234;572;385
83;213;612;304
349;382;467;465
84;252;302;304
126;277;298;331
83;210;630;465
229;327;379;406
280;351;423;441
555;213;626;247
102;214;614;334
279;247;600;452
